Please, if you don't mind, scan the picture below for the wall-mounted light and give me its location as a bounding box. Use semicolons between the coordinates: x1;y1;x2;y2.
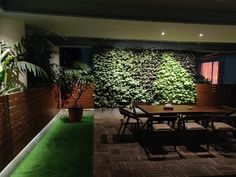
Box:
161;32;165;36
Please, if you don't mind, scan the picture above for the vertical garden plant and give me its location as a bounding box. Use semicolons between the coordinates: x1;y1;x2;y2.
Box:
93;48;148;107
153;53;196;104
93;48;197;107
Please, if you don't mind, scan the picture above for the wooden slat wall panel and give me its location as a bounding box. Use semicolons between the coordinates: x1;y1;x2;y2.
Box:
0;86;59;170
62;84;95;108
0;95;11;170
62;84;235;108
196;84;224;107
196;84;236;107
223;84;236;107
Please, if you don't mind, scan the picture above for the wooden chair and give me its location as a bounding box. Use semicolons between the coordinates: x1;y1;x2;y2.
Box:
147;114;178;151
181;114;210;150
209;113;236;144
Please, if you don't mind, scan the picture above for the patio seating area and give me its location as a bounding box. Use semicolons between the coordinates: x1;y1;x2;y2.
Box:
94;109;236;177
2;1;236;176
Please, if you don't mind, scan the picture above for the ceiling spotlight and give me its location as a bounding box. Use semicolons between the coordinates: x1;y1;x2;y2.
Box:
199;33;204;37
161;32;165;36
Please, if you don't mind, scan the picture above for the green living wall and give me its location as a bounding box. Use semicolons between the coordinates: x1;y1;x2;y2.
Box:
93;48;197;107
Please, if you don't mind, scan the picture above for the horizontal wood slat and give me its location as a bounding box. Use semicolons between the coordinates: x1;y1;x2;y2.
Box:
62;84;94;108
0;86;59;170
196;84;224;107
62;84;235;108
198;84;236;108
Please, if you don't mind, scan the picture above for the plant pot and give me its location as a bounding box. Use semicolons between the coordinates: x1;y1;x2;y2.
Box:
68;107;83;122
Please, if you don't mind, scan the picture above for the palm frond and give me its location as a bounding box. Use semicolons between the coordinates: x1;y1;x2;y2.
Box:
0;41;8;54
17;61;48;79
0;86;21;96
0;48;11;63
0;87;5;95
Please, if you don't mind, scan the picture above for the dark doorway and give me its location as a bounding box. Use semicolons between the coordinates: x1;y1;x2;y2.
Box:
60;47;93;68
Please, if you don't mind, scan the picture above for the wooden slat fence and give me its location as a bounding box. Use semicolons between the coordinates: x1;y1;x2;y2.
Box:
62;84;95;108
0;86;59;170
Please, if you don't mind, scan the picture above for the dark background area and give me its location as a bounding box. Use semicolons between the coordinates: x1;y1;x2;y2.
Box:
60;47;93;68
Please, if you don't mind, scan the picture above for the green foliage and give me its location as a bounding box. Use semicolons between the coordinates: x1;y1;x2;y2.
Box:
21;26;58;87
153;53;196;104
21;27;55;67
50;62;93;107
0;41;48;95
93;48;150;107
172;52;197;80
93;48;197;108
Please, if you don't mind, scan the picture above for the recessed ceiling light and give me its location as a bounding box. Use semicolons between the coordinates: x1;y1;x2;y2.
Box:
199;33;203;37
161;32;165;36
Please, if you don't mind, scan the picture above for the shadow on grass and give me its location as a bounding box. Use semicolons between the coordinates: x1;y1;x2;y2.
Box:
60;117;71;123
60;116;85;124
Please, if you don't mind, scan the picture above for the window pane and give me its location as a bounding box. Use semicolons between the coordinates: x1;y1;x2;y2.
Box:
201;62;212;82
212;61;219;84
200;61;219;84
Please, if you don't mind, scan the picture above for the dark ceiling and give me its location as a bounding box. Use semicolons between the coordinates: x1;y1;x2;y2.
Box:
1;0;236;24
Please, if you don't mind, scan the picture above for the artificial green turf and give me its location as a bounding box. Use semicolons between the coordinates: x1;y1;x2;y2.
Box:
10;115;93;177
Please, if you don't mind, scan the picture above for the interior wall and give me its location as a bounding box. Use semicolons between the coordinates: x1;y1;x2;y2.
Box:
221;54;236;84
0;17;27;87
0;17;25;45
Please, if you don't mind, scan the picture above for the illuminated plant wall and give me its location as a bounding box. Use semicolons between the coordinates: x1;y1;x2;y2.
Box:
153;53;196;104
93;48;197;107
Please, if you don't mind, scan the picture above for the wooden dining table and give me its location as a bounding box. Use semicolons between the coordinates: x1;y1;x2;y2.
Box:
137;104;232;116
136;104;233;133
118;104;234;142
136;104;234;154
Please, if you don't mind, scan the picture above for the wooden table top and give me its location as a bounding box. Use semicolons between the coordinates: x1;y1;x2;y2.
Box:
137;104;231;115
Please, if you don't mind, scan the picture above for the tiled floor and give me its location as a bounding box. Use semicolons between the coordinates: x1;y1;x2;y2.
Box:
93;109;236;177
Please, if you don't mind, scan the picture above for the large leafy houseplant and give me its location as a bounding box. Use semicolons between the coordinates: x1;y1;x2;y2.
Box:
63;62;93;107
51;62;93;122
21;27;55;67
21;26;58;87
0;41;47;95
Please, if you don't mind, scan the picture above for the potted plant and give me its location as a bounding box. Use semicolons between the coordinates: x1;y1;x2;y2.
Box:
53;62;93;122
